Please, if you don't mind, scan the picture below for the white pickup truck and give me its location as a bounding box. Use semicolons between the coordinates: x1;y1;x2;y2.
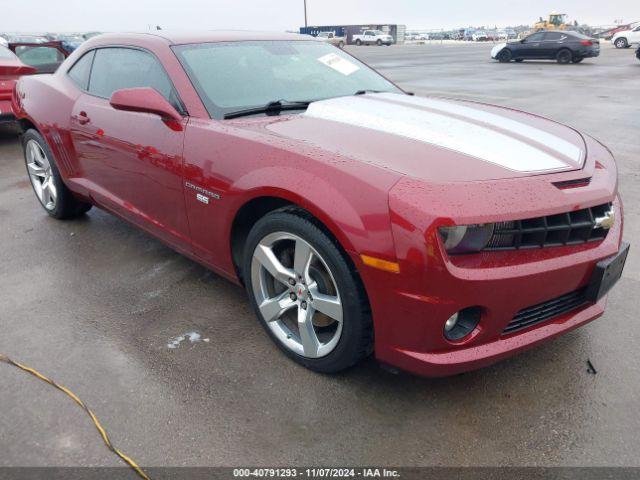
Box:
352;30;394;46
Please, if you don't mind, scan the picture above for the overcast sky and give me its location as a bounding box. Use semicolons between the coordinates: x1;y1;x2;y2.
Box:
2;0;638;33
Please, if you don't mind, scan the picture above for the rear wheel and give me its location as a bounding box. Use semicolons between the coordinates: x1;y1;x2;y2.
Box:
556;49;572;64
355;39;362;46
22;129;92;219
614;38;628;49
243;210;373;373
338;41;345;48
376;39;382;46
497;48;512;62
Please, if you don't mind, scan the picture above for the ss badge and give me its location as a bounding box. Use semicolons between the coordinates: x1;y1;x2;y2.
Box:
196;193;210;205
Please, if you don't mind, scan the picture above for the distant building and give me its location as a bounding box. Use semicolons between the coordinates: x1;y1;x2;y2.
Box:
300;24;406;45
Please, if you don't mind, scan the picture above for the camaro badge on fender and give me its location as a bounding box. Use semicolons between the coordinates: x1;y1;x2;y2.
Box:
185;181;221;204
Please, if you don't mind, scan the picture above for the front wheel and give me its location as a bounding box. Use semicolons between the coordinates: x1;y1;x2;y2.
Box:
497;48;512;62
376;39;382;46
338;41;345;49
244;210;373;373
22;129;92;219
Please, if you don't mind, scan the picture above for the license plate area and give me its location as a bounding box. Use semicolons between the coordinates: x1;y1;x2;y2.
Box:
586;242;629;302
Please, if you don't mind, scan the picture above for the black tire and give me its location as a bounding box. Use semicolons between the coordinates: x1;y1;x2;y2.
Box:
355;39;362;46
338;41;345;49
243;209;373;373
376;39;382;46
22;129;92;220
514;58;524;63
572;56;584;63
497;48;512;63
614;38;628;49
556;49;572;64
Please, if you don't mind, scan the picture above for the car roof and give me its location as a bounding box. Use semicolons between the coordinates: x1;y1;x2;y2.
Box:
87;30;311;47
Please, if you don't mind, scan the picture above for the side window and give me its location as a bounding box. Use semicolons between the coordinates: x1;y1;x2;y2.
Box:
88;47;181;112
543;32;566;41
67;50;95;90
525;33;545;42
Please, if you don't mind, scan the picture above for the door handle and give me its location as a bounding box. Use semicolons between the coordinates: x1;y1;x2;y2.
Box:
72;111;90;125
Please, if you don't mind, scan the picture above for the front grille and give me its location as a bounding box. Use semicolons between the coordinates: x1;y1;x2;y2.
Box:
503;288;589;335
485;203;611;251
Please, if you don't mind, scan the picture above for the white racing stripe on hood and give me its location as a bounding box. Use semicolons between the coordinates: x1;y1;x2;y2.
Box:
377;93;583;164
304;94;581;173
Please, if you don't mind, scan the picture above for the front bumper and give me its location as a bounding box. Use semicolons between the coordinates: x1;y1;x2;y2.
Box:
357;136;623;377
361;198;623;377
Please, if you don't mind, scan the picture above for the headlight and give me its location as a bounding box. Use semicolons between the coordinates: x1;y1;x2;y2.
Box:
439;224;495;254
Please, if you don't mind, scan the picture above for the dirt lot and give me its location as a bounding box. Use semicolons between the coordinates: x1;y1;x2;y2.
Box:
1;41;639;471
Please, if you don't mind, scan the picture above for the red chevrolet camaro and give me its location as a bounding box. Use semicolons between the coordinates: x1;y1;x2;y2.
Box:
13;31;628;376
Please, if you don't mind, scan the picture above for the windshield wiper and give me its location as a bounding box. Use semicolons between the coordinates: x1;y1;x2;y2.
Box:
224;100;312;119
354;89;385;95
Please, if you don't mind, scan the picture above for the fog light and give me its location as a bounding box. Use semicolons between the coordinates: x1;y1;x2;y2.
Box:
444;307;482;341
444;314;458;332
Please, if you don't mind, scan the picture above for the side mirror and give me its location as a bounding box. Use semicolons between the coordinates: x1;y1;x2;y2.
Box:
110;87;182;125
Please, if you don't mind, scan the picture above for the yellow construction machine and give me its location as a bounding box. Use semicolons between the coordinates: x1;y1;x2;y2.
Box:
533;13;570;31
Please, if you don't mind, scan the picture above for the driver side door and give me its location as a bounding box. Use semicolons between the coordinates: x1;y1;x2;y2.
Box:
364;31;375;44
520;32;546;58
68;47;191;251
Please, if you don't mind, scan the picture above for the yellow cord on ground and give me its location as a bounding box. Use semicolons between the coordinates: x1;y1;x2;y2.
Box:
0;353;151;480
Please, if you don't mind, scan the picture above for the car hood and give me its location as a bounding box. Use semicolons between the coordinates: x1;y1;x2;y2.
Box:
261;92;587;182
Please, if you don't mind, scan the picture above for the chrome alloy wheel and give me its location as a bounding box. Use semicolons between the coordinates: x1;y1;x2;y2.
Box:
251;232;343;358
26;139;57;210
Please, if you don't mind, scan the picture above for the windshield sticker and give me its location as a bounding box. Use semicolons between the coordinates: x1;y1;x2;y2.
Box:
317;53;360;76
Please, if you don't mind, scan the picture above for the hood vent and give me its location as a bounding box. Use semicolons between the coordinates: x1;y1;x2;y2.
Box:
553;177;592;189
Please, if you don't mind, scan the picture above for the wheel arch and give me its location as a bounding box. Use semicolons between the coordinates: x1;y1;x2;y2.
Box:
614;37;628;47
229;190;361;284
17;116;44;137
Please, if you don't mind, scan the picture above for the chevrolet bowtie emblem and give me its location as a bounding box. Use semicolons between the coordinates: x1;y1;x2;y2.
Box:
594;209;615;230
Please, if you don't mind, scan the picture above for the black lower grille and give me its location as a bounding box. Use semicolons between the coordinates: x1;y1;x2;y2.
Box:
486;203;612;251
503;288;590;335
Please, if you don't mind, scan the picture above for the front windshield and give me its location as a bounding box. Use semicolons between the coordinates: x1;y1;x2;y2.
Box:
173;40;400;119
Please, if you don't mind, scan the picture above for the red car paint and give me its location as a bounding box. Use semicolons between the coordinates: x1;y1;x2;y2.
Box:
13;32;624;376
0;46;36;122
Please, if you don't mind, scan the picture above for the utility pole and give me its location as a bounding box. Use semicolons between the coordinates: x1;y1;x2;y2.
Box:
304;0;308;27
